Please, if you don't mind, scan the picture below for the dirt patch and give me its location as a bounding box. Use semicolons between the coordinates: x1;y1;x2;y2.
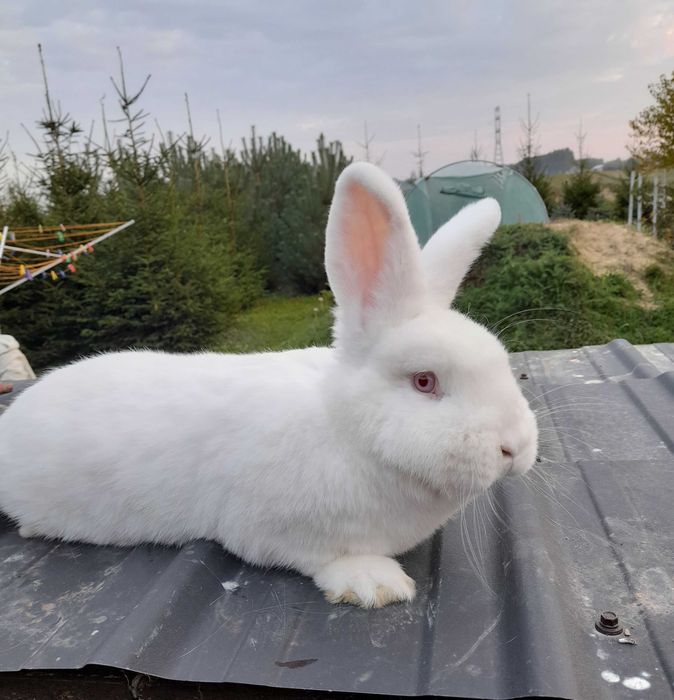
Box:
548;219;673;306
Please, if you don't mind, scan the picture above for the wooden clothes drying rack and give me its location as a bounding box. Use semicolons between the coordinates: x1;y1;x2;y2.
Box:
0;220;135;296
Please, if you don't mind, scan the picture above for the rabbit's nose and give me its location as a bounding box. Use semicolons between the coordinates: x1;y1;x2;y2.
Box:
500;445;515;474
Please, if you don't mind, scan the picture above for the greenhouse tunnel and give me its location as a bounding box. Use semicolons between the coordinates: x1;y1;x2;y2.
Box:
405;160;549;243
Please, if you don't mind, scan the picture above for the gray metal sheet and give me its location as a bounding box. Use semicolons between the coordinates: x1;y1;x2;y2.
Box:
0;339;673;698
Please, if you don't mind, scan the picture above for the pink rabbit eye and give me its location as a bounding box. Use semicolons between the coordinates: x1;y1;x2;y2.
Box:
413;371;437;394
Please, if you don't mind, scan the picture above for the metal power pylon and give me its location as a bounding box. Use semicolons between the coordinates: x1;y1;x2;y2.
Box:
494;106;503;165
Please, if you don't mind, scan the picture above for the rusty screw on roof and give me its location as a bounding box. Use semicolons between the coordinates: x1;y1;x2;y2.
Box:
595;611;623;636
519;372;529;380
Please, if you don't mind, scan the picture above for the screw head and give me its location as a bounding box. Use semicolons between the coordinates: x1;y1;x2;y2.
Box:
595;611;623;635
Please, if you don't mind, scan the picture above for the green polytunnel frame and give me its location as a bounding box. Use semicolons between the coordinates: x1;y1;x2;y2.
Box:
404;159;549;245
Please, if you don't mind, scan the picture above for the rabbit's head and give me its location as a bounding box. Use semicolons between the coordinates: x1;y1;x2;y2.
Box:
324;163;537;498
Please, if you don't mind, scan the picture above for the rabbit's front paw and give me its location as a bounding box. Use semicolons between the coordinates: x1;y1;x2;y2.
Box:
18;525;37;538
314;555;415;608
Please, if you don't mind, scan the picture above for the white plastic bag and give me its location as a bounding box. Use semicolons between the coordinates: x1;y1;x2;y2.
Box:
0;335;36;380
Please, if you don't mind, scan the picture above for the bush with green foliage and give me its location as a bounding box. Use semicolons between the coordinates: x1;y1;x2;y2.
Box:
562;165;601;219
515;157;555;214
630;71;674;170
609;168;674;234
610;169;632;221
628;71;674;240
237;130;350;294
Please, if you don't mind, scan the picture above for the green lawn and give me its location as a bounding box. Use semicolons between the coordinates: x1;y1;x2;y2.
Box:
216;293;333;353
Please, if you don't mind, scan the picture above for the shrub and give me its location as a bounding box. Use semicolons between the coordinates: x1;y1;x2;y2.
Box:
562;167;601;219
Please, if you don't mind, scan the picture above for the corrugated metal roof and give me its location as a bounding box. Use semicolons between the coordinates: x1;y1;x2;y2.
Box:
1;339;673;699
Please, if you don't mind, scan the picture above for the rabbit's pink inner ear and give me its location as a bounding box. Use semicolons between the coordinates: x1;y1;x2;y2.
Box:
343;182;390;307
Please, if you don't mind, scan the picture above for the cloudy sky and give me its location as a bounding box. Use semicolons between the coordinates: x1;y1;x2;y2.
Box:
1;1;673;178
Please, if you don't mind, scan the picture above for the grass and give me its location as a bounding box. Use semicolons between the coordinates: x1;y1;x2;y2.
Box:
456;223;674;351
215;223;674;355
216;293;333;353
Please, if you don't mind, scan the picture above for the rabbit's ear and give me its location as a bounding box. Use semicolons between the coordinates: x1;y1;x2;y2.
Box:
420;198;501;307
326;163;425;348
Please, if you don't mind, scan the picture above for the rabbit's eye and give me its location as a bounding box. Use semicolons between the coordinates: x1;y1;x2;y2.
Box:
412;371;437;394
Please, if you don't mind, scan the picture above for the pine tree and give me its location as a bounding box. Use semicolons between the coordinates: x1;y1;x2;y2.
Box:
514;95;554;213
562;121;601;220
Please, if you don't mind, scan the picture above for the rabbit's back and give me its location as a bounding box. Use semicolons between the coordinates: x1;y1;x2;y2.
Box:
0;348;334;546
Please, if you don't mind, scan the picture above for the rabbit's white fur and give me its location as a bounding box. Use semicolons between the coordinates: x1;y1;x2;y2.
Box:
0;163;537;608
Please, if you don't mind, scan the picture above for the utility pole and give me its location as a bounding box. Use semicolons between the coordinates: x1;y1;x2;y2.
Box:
494;106;503;165
576;118;587;168
412;124;428;178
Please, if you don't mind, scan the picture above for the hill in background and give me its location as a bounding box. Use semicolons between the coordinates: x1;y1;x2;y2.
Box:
511;148;635;175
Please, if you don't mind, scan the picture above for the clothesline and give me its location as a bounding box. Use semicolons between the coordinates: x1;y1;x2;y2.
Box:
0;220;135;296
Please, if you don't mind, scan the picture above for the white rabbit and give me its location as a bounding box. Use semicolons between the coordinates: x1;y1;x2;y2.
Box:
0;163;537;608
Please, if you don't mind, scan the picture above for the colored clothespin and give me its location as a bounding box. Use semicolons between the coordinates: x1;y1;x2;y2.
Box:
9;231;15;241
25;269;33;281
50;271;58;281
19;264;25;277
66;254;71;263
57;224;66;243
39;271;47;280
72;252;78;262
58;269;66;279
87;244;94;254
67;263;76;273
38;224;43;234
